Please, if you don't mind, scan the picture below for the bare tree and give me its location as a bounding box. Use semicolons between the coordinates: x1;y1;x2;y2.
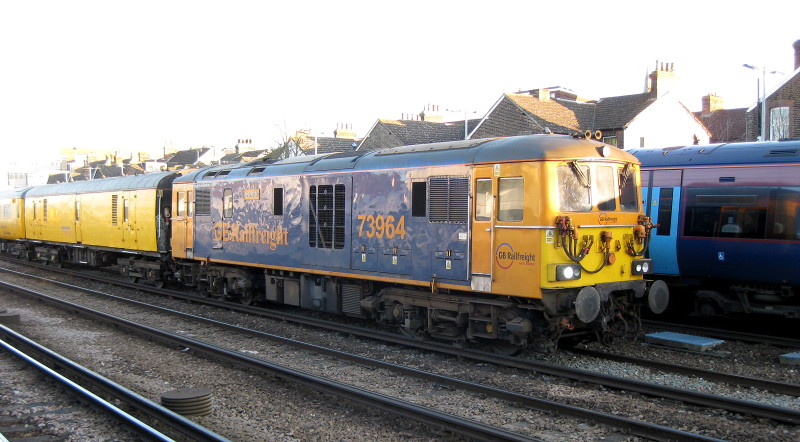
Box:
269;122;314;159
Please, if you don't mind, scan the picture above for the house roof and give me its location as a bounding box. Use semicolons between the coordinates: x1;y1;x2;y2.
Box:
166;148;209;167
366;118;480;147
694;108;748;143
594;93;657;129
504;91;657;134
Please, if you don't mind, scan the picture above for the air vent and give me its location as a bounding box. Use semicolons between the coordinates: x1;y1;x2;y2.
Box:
217;170;231;177
203;171;218;179
195;188;211;215
248;167;266;175
766;149;799;157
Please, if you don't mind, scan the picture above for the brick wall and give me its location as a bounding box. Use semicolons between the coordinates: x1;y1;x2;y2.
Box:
746;73;800;141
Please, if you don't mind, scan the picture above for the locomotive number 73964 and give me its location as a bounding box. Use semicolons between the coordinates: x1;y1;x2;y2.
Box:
357;214;406;239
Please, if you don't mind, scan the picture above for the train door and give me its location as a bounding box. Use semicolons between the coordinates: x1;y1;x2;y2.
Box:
470;166;494;292
122;191;137;249
643;169;682;276
171;184;189;259
184;189;194;259
75;197;82;244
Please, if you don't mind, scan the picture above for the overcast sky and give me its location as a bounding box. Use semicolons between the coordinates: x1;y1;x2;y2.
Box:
1;1;798;160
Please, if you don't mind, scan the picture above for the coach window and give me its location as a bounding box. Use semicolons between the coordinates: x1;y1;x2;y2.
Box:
655;188;673;236
273;187;284;216
187;191;194;216
177;191;186;217
475;179;492;221
498;177;523;222
223;188;233;218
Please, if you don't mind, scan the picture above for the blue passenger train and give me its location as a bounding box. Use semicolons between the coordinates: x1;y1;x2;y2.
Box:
630;140;800;318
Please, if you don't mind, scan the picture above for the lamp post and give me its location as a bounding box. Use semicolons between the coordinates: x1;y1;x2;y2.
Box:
742;64;785;141
742;64;767;141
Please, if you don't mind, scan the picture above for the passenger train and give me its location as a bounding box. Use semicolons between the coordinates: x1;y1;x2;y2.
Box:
630;139;800;318
0;135;668;352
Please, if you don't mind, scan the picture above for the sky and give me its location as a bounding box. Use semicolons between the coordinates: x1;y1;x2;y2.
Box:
1;1;798;161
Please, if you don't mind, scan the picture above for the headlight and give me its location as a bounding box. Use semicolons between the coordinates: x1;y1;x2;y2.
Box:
631;259;653;275
548;264;582;281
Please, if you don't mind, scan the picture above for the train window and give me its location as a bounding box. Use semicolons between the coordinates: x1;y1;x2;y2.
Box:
411;182;426;217
177;192;186;217
3;204;9;218
619;164;639;211
767;187;800;240
498;177;523;221
429;177;468;224
188;191;194;216
223;188;233;218
558;164;591;212
273;188;284;216
123;199;129;223
475;179;492;221
596;166;616;211
75;201;80;221
656;188;673;236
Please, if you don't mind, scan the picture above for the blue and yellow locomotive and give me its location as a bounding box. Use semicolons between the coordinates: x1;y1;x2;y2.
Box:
1;135;668;352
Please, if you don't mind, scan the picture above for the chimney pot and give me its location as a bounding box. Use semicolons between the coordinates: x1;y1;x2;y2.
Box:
794;40;800;70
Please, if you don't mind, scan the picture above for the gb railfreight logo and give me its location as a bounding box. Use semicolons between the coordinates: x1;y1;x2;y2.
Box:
495;243;535;269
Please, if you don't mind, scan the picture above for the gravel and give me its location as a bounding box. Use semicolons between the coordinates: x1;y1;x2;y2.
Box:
1;263;799;441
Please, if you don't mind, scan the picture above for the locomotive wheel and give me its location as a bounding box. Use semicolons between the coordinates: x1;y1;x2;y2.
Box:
154;279;166;288
238;290;254;306
488;341;523;356
128;275;140;283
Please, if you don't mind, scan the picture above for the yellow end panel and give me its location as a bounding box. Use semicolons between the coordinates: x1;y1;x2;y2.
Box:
25;195;77;243
77;190;159;252
539;218;645;291
0;198;25;240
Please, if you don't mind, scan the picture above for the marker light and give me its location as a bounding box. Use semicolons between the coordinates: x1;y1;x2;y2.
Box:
548;264;582;282
631;259;653;275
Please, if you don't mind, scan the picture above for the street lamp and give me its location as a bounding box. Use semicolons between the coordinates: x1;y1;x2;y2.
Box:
742;64;784;141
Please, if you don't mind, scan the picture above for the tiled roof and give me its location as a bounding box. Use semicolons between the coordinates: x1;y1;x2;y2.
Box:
379;118;480;145
506;94;590;133
501;92;657;134
167;148;209;167
302;137;361;155
594;93;656;129
695;108;748;143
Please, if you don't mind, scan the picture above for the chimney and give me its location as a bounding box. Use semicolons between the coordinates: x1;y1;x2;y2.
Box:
538;88;551;101
647;60;676;98
334;123;356;139
419;104;443;122
794;40;800;70
701;94;724;116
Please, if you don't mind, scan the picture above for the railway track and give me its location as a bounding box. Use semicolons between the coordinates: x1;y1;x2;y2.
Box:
10;265;798;420
2;262;799;439
0;325;224;441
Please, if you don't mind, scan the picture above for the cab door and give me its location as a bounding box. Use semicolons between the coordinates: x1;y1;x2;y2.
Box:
184;189;195;259
470;166;495;292
75;197;82;244
122;192;137;249
171;184;189;258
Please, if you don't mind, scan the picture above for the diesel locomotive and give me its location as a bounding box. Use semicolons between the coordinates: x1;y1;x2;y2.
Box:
0;135;668;352
630;139;800;318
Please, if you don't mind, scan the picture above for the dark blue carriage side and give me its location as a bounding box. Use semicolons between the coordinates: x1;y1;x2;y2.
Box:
630;140;800;316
